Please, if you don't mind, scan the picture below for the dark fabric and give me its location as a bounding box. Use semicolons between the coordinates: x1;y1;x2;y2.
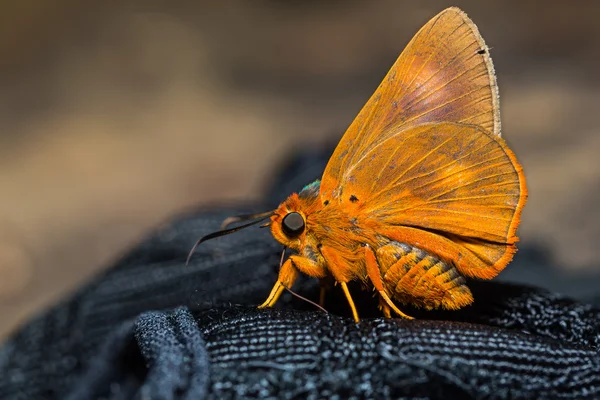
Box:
1;145;599;400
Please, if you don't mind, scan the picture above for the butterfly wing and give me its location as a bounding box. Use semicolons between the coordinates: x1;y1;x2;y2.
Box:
321;7;500;198
332;122;526;278
317;7;524;278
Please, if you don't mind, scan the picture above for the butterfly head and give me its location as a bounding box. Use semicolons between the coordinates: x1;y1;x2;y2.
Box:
269;193;308;252
184;193;312;265
185;180;321;265
269;179;324;251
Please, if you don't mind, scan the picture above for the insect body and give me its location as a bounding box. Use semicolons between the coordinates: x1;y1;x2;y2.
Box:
188;7;527;322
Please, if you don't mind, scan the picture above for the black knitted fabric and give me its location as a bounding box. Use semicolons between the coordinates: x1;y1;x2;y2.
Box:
1;146;599;400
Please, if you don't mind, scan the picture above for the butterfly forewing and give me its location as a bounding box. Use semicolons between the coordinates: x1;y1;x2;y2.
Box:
321;7;500;199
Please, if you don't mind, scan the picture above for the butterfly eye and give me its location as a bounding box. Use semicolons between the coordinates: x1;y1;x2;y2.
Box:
282;212;305;237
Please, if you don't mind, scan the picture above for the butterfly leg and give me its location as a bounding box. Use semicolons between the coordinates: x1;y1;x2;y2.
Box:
259;255;327;309
364;245;414;320
378;297;392;319
258;258;298;308
319;245;360;323
339;282;360;323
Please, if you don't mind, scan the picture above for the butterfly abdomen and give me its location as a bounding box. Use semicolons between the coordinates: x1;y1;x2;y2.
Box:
375;241;473;310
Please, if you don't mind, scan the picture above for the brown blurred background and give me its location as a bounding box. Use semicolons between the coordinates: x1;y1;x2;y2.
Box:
1;0;600;339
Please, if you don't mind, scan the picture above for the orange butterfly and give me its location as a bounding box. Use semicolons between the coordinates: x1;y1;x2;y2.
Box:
188;7;527;322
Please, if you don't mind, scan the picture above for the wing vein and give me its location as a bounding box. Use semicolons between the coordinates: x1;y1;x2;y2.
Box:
342;125;428;180
402;43;479;112
371;146;402;192
407;154;507;194
369;142;504;202
426;171;516;201
426;193;513;203
401;69;486;125
375;135;456;192
415;207;510;221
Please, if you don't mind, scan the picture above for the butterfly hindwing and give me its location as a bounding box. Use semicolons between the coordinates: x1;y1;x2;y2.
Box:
333;122;526;278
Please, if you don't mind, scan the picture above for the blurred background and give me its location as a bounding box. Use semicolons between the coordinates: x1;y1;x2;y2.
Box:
1;0;600;339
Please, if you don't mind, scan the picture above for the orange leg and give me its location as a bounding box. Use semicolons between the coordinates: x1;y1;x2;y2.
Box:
259;254;326;309
319;246;361;323
364;245;414;320
378;297;392;319
258;258;298;308
290;255;328;279
340;282;360;323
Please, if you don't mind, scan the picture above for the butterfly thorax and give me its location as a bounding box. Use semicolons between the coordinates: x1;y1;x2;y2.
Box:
270;180;380;282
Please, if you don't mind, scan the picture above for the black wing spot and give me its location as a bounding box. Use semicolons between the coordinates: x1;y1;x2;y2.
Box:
349;195;359;203
477;49;486;55
324;200;330;206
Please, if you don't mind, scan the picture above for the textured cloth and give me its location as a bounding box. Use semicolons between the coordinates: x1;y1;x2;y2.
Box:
1;146;599;399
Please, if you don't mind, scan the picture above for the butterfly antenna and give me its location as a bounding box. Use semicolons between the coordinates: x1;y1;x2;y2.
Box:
186;215;271;265
220;210;275;230
283;285;329;315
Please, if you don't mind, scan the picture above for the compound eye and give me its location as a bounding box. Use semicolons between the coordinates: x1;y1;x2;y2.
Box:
282;212;305;237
